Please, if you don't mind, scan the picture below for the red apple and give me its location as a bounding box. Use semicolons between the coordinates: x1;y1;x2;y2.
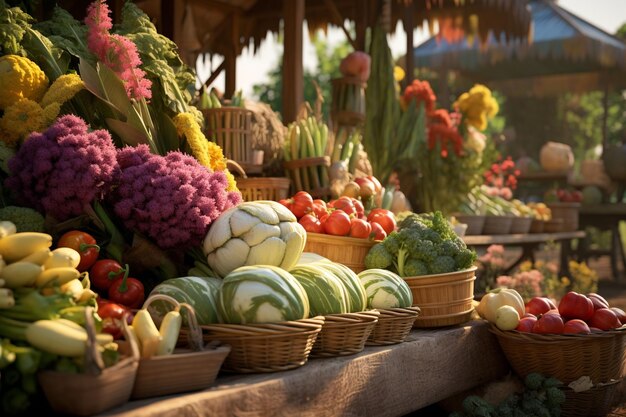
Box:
610;307;626;325
558;291;594;321
533;313;564;334
570;190;583;203
587;293;610;310
589;308;622;331
526;297;555;316
563;319;591;334
516;316;538;333
523;313;537;318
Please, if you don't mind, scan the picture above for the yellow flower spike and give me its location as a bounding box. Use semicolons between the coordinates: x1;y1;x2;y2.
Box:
42;102;61;124
0;99;46;146
0;55;49;110
173;112;212;168
40;74;84;108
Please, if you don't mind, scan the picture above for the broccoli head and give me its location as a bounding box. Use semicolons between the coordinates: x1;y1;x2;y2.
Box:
437;239;462;257
381;231;401;255
455;248;477;270
409;239;437;264
431;210;455;240
524;373;545;391
403;258;429;276
0;206;45;232
430;255;456;274
364;243;393;270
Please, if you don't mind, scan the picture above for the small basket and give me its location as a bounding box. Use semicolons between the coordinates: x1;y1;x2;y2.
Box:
403;267;477;328
509;216;533;234
303;232;376;273
454;214;486;235
283;156;331;199
548;202;580;232
489;325;626;385
366;307;421;346
530;218;545;233
200;317;325;373
127;295;231;399
236;177;291;201
311;311;380;357
482;215;514;235
544;218;564;233
560;380;620;417
38;308;139;416
331;76;366;127
203;107;255;169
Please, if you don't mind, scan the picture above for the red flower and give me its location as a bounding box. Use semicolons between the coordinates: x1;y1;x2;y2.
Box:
428;109;452;127
428;124;463;158
402;79;436;113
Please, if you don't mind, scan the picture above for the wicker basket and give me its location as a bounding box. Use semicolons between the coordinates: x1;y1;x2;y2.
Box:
530;218;545;233
283;156;331;199
403;267;477;328
561;380;620;417
200;317;325;373
303;232;376;273
482;215;514;235
366;307;421;346
489;325;626;385
236;177;291;201
203;107;255;169
544;218;564;233
548;202;580;232
454;214;486;235
38;308;139;416
509;216;533;234
311;311;380;357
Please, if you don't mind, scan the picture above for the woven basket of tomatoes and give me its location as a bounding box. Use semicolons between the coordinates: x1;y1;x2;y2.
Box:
278;192;396;273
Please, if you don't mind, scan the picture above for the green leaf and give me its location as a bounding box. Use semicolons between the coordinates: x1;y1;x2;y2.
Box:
105;118;149;147
151;108;180;153
96;63;132;115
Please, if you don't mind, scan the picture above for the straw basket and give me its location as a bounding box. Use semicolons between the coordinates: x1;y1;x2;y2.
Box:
560;380;620;417
509;216;533;234
283;156;331;199
331;76;366;127
200;317;325;373
530;218;545;233
38;309;139;416
489;325;626;385
544;218;564;233
482;215;514;235
548;202;580;232
366;307;421;346
454;214;486;235
236;177;291;201
403;267;477;328
303;232;376;273
203;107;255;168
311;311;380;357
126;295;231;399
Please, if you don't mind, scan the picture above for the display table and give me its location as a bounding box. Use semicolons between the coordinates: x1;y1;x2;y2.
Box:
463;231;586;277
102;321;509;417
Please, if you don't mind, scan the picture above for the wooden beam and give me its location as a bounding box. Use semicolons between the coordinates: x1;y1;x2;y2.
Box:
160;0;175;40
282;0;305;124
323;0;358;50
355;0;368;51
403;2;414;87
225;13;239;98
203;60;226;89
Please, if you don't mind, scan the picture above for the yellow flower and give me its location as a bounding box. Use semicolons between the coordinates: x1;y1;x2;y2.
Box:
0;99;46;146
454;84;499;131
393;66;405;82
40;74;84;108
0;55;48;110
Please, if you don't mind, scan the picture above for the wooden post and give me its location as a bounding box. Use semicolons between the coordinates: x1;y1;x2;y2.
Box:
282;0;305;123
160;0;175;40
403;2;414;88
602;73;610;151
225;14;239;98
355;1;368;51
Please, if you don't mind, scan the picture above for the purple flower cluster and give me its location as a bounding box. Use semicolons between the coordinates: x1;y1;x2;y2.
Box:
110;145;241;249
6;115;118;221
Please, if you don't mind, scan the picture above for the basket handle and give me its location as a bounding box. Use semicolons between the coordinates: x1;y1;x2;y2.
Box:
142;294;205;352
227;159;247;178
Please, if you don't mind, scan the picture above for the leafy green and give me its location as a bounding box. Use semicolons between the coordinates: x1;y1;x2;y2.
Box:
0;0;32;55
35;5;91;62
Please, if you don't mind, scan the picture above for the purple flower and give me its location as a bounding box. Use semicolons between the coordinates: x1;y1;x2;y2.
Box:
109;145;241;250
5;115;118;221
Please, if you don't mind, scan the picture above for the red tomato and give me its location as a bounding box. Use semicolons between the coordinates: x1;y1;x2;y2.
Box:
323;211;351;236
515;316;537;333
525;297;554;316
523;313;537;318
299;214;323;233
332;196;356;217
563;319;591;334
366;175;383;193
57;230;100;272
349;218;372;239
367;209;396;235
369;222;387;241
90;260;127;293
587;293;610;310
98;301;133;339
611;307;626;325
108;272;145;309
589;308;622;330
351;198;365;218
532;313;564;334
558;291;594;321
312;199;328;218
290;191;314;219
354;177;375;198
279;199;293;212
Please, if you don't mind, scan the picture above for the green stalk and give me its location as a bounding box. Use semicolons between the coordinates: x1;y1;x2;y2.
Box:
0;316;28;341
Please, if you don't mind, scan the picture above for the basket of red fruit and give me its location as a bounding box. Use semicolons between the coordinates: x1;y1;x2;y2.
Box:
481;290;626;385
545;188;582;232
278;191;395;273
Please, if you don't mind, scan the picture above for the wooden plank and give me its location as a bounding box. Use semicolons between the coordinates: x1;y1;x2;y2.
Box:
463;230;586;247
323;0;358;50
101;321;509;417
202;60;226;89
282;0;305;123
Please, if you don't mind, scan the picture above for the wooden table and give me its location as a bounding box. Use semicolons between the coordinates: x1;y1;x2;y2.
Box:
577;204;626;280
463;231;586;277
102;321;509;417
